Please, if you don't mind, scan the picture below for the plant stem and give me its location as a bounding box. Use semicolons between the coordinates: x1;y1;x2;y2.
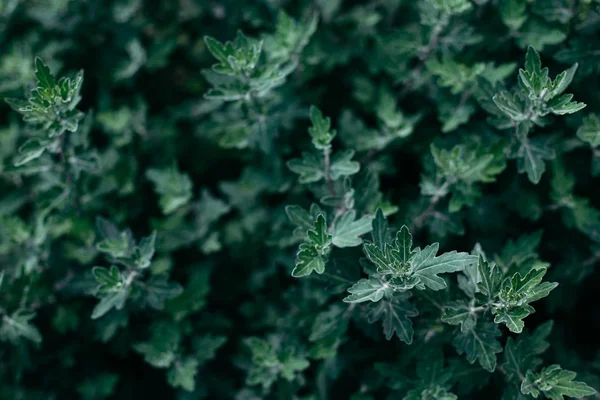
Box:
414;178;453;229
323;147;336;198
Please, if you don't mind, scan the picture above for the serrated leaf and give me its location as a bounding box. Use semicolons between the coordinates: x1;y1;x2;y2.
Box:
502;321;553;380
516;138;555;184
495;230;543;271
525;46;542;76
287;152;324;183
411;244;478;291
453;320;502;372
279;350;310;382
143;278;183;310
501;268;558;305
441;302;477;331
1;311;42;344
343;278;391;303
97;231;130;258
292;214;331;277
367;295;418;344
493;91;527;121
329;150;360;179
308;214;330;247
91;288;129;320
92;266;123;291
393;224;414;265
14;139;47;167
548;94;586;115
493;305;534;333
204;36;232;65
310;304;348;342
134;321;182;368
332;210;373;248
167;358;198;392
308;105;336;149
493;268;557;332
500;0;528;31
371;208;389;249
521;365;596;400
477;256;503;301
364;242;395;275
577;114;600;148
34;57;56;90
292;244;326;277
146;166;193;214
285;205;314;231
551;63;578;98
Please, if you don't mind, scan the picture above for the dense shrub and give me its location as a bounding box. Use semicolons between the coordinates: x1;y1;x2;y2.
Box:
2;0;600;399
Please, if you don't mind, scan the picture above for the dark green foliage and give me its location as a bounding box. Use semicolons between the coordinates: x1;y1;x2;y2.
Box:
2;1;600;399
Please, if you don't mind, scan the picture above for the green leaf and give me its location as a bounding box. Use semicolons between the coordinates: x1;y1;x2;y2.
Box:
308;105;336;150
167;358;198;392
287;152;324;183
493;305;534;334
364;242;396;275
34;57;56;90
244;338;308;389
285;205;314;231
293;244;326;277
165;268;211;321
133;231;157;269
146;165;193;214
548;94;586;115
96;232;131;258
292;214;331;277
517;20;566;51
524;46;542;76
92;266;123;291
343;278;392;303
204;36;233;66
134;321;181;368
501;268;558;305
394;225;415;270
310;304;349;342
366;294;418;344
410;244;478;291
1;215;31;243
502;321;553;381
195;334;227;365
550;63;578;98
521;365;596;399
279;350;310;382
441;301;477;331
143;278;183;310
0;311;42;344
476;256;503;301
493;268;558;332
330;149;360;179
493;91;527;121
307;214;330;247
332;210;373;248
91;288;129;320
371;208;389;250
429;0;472;14
577;114;600;148
13;138;47;167
494;230;543;271
452;320;502;372
95;217;132;258
516;137;555;184
499;0;528;31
